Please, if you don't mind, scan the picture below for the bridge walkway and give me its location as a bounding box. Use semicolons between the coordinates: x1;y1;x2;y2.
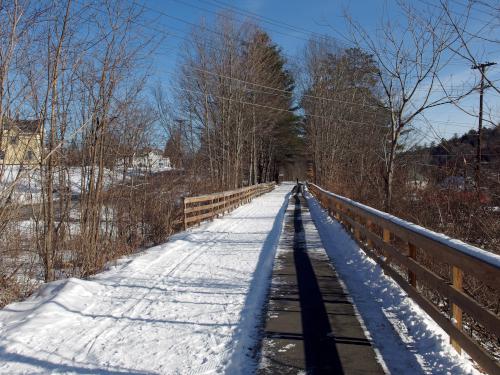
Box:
258;186;386;374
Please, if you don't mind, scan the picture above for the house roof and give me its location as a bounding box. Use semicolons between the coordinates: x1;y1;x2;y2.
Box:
2;119;41;134
137;149;164;157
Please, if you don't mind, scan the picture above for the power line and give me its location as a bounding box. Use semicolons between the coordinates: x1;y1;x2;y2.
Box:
87;3;481;116
143;5;484;78
155;65;487;128
90;3;492;131
448;0;498;19
136;1;313;63
122;4;486;114
171;85;389;128
198;0;333;41
416;0;486;24
165;0;320;44
148;39;484;116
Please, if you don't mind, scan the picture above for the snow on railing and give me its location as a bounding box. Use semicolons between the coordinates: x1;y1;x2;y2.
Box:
182;182;275;230
308;182;500;375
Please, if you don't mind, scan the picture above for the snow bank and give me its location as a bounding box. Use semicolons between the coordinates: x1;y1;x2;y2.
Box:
0;183;291;374
305;190;481;374
0;166;117;204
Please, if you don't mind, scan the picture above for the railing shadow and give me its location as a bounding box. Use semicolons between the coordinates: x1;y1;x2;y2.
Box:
0;347;151;375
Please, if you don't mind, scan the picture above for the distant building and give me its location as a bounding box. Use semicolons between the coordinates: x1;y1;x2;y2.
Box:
132;150;171;172
0;119;42;165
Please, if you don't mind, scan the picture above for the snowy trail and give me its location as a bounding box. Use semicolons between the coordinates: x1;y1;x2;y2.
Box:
0;184;291;375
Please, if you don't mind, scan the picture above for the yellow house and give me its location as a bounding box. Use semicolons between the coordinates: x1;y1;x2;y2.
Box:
0;119;42;166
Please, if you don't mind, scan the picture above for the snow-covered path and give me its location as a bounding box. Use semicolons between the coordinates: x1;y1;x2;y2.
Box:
0;184;291;375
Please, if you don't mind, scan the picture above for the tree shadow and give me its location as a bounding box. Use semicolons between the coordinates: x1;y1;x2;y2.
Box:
0;347;152;375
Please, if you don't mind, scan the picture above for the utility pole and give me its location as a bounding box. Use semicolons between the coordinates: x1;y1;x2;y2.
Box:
471;61;496;193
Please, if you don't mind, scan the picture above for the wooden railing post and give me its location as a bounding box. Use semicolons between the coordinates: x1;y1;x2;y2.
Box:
383;228;390;243
346;208;352;233
335;203;341;220
451;266;463;354
383;228;391;262
408;243;417;287
183;197;187;231
354;215;361;241
366;219;373;248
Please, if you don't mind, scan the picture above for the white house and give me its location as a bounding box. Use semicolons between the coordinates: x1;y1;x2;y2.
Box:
132;150;171;172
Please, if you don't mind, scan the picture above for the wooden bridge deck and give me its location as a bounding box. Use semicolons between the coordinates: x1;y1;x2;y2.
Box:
258;187;386;374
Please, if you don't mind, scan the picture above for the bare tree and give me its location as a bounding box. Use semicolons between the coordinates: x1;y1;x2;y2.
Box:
345;2;471;211
164;13;299;191
301;37;388;201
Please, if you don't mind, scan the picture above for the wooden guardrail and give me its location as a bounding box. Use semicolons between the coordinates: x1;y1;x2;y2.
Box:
182;182;275;230
308;182;500;375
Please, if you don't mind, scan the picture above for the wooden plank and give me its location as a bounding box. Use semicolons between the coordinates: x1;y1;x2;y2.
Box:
185;210;216;223
183;196;187;231
185;191;224;204
408;243;417;287
366;219;373;249
383;228;391;243
354;215;361;241
383;227;391;264
185;185;254;204
451;266;464;354
184;200;225;214
335;203;341;220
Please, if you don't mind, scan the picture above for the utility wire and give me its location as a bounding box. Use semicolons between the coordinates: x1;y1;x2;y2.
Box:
118;2;490;131
199;0;331;40
87;4;480;117
121;3;486;109
171;85;390;128
165;0;322;44
158;65;483;128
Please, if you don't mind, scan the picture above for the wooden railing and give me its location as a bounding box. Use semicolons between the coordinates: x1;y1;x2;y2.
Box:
182;182;275;230
308;183;500;375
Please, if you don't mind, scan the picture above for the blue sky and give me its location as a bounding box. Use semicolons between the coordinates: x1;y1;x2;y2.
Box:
139;0;500;145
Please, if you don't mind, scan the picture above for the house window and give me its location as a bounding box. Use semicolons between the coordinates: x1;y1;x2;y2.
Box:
10;136;18;145
26;151;34;161
0;150;4;160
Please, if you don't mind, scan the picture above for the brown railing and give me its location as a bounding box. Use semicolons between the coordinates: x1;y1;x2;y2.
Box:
182;182;275;230
308;182;500;375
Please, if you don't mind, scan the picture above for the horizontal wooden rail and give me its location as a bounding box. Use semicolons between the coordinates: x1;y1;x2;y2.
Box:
307;182;500;375
182;182;275;230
